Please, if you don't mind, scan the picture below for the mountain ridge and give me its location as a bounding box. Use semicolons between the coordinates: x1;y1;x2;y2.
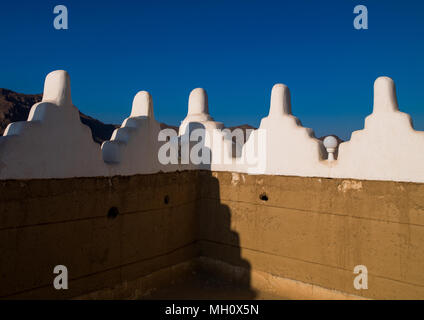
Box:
0;88;343;145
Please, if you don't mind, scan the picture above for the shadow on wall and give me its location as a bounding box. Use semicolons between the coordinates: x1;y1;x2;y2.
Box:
147;122;256;299
196;171;257;299
143;171;256;300
195;170;256;299
185;122;256;298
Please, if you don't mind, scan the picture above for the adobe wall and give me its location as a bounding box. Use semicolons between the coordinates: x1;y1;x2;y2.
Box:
0;172;199;299
1;170;424;299
197;171;424;300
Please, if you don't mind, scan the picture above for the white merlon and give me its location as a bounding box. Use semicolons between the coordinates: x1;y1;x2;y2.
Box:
332;77;424;182
179;88;224;135
101;91;162;175
178;88;225;171
243;84;326;176
0;70;107;179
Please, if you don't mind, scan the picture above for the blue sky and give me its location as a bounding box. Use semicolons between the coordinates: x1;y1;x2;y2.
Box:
0;0;423;140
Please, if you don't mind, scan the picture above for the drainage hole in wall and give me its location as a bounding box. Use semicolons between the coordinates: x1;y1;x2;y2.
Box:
107;207;119;219
164;195;170;205
259;193;268;201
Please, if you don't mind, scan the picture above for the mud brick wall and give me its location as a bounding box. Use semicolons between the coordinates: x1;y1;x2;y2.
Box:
197;171;424;299
1;170;424;299
0;172;199;299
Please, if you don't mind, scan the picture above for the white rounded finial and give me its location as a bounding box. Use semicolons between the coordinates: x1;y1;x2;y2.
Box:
130;91;154;118
323;135;338;149
323;136;338;161
373;76;399;113
188;88;209;115
42;70;72;107
269;84;291;117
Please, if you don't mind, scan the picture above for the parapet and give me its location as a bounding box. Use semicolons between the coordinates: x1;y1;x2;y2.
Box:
1;71;424;183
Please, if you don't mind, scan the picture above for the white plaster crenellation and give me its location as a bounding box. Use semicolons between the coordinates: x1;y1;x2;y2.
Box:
1;70;424;183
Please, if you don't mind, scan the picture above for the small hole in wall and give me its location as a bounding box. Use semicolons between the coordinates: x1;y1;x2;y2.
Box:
107;207;119;219
259;193;268;201
164;195;170;205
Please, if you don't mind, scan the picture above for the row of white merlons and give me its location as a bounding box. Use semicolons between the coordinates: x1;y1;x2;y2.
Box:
1;70;423;182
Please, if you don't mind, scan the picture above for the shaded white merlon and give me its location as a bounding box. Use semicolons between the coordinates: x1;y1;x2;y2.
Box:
179;88;223;136
177;87;226;171
101;91;162;175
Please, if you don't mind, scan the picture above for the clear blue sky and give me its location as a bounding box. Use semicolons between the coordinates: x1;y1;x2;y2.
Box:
1;0;423;140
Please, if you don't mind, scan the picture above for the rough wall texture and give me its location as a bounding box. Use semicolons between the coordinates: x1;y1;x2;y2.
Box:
1;171;424;299
0;172;199;299
197;171;424;299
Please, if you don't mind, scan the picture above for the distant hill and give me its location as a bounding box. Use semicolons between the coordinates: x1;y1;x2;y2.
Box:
4;89;344;146
0;89;42;134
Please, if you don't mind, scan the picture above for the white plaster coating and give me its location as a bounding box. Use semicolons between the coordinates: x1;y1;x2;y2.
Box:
130;91;154;118
187;88;210;116
101;91;163;175
179;88;224;135
242;84;326;176
178;88;226;171
1;71;424;183
41;69;72;107
0;70;107;179
332;77;424;182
